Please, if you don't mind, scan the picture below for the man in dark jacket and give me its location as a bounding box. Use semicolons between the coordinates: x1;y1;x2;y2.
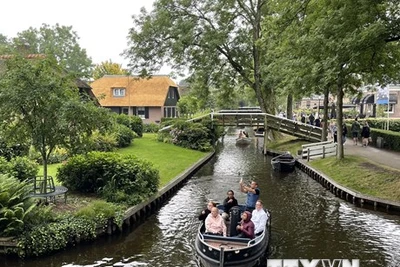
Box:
222;190;239;220
236;211;255;239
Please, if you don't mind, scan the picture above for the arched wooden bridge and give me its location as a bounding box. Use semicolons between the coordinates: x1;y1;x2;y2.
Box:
161;109;323;142
209;109;322;142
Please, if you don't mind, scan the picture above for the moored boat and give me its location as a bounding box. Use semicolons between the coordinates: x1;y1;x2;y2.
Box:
271;153;296;172
195;205;271;267
254;127;265;137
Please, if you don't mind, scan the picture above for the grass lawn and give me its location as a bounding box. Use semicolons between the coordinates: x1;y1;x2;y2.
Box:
37;163;62;184
268;135;400;202
267;135;308;155
38;133;209;187
309;156;400;202
118;133;208;186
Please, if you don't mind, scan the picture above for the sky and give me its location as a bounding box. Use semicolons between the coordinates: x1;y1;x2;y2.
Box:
0;0;157;70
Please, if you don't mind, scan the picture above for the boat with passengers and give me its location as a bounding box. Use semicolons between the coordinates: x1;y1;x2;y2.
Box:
195;205;271;267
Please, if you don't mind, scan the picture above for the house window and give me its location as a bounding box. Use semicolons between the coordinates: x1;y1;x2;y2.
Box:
113;88;125;97
164;107;177;118
122;107;129;115
168;89;175;99
384;104;395;114
137;107;146;119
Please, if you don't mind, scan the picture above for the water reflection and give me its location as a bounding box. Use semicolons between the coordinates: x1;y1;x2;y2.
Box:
3;130;400;267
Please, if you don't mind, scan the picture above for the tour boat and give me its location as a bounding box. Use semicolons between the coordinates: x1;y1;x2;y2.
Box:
236;137;252;146
195;205;271;267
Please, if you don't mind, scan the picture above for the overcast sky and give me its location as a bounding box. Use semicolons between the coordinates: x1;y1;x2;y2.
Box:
0;0;155;68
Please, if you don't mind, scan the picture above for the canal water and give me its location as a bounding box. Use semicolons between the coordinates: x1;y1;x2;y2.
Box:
4;130;400;267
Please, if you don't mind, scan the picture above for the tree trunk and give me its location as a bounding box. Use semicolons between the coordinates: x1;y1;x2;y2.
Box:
336;85;344;159
322;88;329;141
287;94;293;120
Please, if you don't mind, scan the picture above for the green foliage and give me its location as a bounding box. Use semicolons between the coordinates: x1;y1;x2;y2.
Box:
12;23;93;78
0;138;29;161
177;95;199;117
0;175;37;237
0;55;112;181
17;215;97;257
357;118;400;132
92;60;129;80
125;0;276;114
115;114;143;137
57;152;159;205
75;200;125;229
369;127;400;152
158;118;222;151
0;157;10;174
67;130;117;155
143;122;160;133
0;156;38;181
114;124;135;148
8;157;39;181
23;204;56;228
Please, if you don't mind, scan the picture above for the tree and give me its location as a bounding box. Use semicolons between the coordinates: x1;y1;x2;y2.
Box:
0;55;111;192
11;23;93;78
267;0;400;159
92;60;130;80
124;0;276;116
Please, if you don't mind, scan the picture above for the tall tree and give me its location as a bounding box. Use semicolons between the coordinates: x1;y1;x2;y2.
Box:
125;0;276;115
0;55;111;192
266;0;400;158
11;24;93;78
92;60;129;80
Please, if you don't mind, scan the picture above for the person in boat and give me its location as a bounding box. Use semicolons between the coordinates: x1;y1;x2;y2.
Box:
198;201;216;223
238;130;245;139
251;200;268;236
243;130;249;138
205;207;227;236
235;211;255;239
239;179;260;212
221;190;239;220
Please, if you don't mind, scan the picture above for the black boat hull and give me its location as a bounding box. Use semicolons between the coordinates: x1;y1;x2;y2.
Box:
271;154;296;172
195;208;271;267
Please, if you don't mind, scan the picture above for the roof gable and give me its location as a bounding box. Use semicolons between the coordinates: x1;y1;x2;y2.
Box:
90;75;178;107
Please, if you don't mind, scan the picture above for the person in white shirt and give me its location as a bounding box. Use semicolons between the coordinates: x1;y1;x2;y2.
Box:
251;200;268;236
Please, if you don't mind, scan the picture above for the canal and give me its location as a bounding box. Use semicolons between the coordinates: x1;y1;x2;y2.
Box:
4;130;400;267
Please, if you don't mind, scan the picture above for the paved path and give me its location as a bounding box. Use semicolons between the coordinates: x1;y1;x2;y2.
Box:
343;140;400;171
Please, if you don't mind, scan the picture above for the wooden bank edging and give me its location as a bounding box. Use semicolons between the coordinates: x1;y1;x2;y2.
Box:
265;150;400;214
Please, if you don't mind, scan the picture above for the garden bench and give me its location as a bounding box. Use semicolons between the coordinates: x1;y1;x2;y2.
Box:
29;176;68;203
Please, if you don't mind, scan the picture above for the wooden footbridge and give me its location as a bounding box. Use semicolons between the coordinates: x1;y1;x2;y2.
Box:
161;109;323;142
192;109;322;142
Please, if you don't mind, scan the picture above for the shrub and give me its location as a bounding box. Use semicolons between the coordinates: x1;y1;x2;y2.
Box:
158;118;223;151
57;152;160;205
9;156;39;181
143;122;160;133
115;114;143;137
17;215;97;257
0;156;10;174
75;200;125;228
0;138;29;161
114;124;135;147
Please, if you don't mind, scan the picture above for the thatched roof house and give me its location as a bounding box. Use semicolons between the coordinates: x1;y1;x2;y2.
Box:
90;75;180;123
